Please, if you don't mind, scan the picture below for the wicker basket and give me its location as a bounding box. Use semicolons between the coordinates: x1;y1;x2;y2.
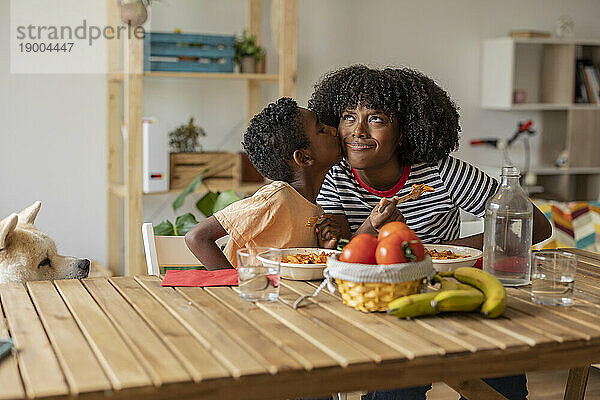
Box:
325;255;434;313
336;278;425;312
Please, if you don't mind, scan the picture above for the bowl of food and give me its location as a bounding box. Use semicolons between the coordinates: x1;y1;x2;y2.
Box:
259;248;341;280
425;244;483;272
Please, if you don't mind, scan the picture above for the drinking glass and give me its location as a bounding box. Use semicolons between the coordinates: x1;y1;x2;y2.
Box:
237;247;280;302
531;251;577;306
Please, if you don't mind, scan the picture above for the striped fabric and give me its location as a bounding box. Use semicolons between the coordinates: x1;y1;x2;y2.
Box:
533;200;600;251
317;156;499;243
326;256;435;283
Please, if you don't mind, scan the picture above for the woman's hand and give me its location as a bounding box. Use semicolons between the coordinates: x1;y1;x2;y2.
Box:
368;197;406;231
314;214;341;249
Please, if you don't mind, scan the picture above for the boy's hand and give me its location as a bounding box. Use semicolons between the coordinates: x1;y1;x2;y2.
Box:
314;214;341;249
368;198;406;231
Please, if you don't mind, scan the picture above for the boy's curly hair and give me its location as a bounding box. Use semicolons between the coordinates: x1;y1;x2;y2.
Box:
308;65;460;165
242;97;309;182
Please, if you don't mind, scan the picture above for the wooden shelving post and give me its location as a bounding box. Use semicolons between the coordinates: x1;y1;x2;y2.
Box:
106;0;123;276
123;34;145;275
279;0;297;98
246;0;262;124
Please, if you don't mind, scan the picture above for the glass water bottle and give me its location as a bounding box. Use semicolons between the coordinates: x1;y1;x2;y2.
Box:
483;166;533;286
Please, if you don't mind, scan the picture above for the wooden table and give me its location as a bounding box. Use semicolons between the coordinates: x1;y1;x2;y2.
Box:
1;248;600;400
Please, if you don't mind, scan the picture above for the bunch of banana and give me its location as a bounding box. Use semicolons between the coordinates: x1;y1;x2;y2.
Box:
387;268;506;319
439;267;506;318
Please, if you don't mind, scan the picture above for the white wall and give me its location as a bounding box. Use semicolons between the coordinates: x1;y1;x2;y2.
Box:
2;0;600;267
0;0;107;264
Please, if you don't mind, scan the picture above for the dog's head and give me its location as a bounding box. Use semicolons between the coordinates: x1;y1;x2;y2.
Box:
0;201;90;284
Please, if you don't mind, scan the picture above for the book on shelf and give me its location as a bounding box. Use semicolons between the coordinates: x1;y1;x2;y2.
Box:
575;59;600;104
583;65;600;104
509;30;551;38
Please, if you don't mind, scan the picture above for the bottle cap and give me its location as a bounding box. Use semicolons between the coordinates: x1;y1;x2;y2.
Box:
501;166;520;177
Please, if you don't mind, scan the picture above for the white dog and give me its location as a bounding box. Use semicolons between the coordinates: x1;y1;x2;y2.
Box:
0;201;90;284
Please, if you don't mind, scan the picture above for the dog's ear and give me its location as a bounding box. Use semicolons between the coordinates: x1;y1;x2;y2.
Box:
17;201;42;225
0;214;18;250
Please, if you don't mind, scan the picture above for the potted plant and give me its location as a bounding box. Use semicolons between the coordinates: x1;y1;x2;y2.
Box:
234;30;265;73
154;172;241;236
119;0;151;26
168;117;247;195
169;117;206;153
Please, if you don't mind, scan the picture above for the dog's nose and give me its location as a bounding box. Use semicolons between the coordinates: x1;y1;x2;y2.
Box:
78;259;90;271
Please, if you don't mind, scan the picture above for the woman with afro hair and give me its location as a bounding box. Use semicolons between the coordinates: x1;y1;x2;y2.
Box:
310;65;550;248
309;65;549;400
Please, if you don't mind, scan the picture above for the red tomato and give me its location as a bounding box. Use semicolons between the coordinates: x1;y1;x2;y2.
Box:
339;233;378;264
375;232;425;264
377;221;415;242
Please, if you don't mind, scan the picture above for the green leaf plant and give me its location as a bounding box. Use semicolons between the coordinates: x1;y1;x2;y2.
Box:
234;29;265;64
153;171;242;236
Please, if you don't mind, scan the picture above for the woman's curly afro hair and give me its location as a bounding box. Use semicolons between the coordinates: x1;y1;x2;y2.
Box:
242;97;308;182
308;65;460;165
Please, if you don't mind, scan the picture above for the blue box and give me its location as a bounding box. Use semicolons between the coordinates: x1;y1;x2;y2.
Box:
144;32;235;73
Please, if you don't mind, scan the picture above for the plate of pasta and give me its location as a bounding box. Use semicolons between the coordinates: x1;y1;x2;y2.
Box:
258;248;341;281
424;244;483;272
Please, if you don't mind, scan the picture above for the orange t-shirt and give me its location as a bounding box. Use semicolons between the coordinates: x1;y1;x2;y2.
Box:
213;181;323;267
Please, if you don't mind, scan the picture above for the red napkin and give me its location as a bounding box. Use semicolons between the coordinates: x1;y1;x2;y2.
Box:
161;268;238;287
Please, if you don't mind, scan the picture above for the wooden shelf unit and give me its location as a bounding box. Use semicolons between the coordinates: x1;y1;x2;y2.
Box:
144;71;280;81
481;37;600;201
106;0;297;276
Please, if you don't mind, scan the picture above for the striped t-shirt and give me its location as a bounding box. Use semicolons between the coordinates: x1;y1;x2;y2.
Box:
316;156;499;243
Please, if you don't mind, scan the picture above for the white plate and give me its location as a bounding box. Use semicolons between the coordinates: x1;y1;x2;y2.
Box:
425;244;483;272
258;248;341;280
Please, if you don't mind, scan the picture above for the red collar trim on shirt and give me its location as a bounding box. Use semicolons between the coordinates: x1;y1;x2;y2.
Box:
351;165;411;197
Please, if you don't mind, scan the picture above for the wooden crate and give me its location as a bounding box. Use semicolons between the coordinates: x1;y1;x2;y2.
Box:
170;152;242;191
144;32;235;73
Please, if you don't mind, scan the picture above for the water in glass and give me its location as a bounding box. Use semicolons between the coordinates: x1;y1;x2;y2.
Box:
238;265;280;301
531;251;576;306
237;247;280;302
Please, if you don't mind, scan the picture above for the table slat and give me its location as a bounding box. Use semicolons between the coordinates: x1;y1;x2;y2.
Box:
27;281;111;394
0;283;68;398
575;264;600;281
501;308;580;343
573;289;600;309
0;293;25;400
282;281;445;359
438;314;530;350
277;285;413;362
178;286;303;374
506;294;600;339
412;316;501;352
511;288;600;332
564;248;600;264
305;280;500;353
84;279;190;386
376;314;472;354
134;275;266;378
205;286;338;370
464;313;556;348
110;277;230;382
54;279;151;390
254;293;374;367
573;278;600;297
304;281;474;354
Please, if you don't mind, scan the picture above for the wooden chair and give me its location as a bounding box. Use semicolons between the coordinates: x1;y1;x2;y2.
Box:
141;223;203;275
